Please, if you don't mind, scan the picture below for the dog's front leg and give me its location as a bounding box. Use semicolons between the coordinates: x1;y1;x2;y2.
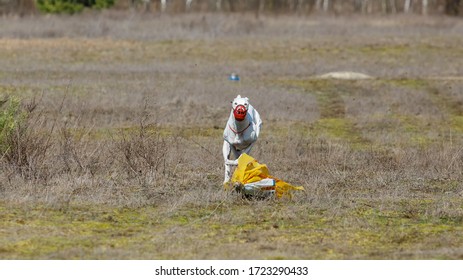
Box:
223;141;233;185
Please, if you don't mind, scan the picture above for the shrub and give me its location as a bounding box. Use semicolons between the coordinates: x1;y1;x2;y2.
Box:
115;121;168;180
0;97;25;157
36;0;115;14
0;97;52;180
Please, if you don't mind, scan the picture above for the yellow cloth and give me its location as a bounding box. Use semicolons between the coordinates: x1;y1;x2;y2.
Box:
226;153;304;198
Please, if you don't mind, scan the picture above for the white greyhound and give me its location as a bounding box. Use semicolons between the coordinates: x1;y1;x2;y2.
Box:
223;95;262;185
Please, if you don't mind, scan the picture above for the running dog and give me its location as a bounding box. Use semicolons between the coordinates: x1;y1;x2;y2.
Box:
223;95;262;185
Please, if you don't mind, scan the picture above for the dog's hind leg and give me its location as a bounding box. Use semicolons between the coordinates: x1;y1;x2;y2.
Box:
240;142;255;156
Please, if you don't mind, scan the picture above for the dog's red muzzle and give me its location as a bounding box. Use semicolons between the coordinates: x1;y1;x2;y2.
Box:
233;105;247;121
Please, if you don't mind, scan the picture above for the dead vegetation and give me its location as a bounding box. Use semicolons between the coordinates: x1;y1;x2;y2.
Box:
0;14;462;259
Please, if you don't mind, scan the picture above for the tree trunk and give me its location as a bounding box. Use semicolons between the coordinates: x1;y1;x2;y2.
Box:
404;0;412;13
161;0;167;12
186;0;193;11
382;0;388;13
422;0;428;15
323;0;329;12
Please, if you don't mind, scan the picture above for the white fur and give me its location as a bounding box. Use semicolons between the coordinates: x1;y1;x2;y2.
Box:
223;95;262;184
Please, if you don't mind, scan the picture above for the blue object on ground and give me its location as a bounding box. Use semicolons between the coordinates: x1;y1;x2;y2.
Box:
229;73;240;81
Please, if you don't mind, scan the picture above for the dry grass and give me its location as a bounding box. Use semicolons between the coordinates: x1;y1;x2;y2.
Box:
0;13;463;260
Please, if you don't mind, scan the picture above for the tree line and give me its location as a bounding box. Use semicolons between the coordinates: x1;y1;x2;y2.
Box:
155;0;462;16
0;0;462;16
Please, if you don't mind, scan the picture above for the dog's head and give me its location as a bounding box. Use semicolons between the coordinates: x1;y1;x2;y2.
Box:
231;95;249;121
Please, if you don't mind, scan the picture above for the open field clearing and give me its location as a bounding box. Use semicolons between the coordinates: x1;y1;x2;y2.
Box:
1;13;463;259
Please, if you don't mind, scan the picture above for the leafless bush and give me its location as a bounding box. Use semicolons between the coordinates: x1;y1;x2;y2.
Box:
114;111;168;181
58;121;106;177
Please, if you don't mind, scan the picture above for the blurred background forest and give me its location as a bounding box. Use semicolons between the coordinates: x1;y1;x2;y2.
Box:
1;0;462;16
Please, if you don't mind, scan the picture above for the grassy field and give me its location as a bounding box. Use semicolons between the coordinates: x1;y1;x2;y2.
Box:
0;12;463;259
